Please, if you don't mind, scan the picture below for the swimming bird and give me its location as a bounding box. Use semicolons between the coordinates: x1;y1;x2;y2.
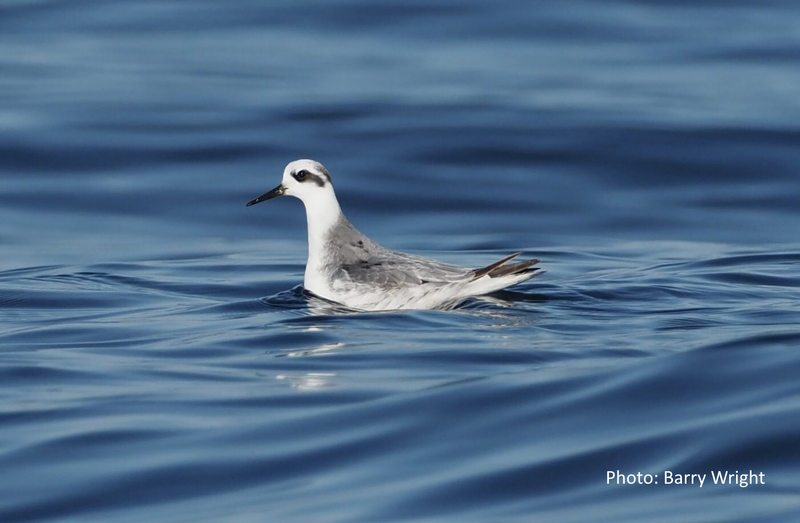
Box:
247;160;543;311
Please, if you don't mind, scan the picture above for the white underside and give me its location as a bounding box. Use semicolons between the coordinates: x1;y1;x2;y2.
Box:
304;269;538;311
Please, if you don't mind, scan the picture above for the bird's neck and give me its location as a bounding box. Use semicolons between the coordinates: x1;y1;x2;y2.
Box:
302;190;344;266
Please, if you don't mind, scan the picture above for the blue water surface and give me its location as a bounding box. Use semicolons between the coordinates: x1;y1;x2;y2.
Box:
2;1;800;521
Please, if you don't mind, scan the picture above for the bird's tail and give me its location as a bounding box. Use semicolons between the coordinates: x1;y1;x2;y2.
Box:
472;252;541;279
467;253;544;295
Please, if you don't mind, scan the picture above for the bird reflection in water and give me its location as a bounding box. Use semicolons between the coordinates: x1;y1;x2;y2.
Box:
276;372;337;390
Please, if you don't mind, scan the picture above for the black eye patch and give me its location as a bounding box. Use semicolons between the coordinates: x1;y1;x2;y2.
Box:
292;169;327;187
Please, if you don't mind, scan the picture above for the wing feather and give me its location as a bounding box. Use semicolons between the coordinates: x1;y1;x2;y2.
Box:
336;250;472;290
471;252;522;280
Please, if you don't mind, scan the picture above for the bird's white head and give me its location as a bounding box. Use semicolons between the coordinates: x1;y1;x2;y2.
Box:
246;159;336;208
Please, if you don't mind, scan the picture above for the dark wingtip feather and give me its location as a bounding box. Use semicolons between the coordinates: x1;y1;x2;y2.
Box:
486;258;541;278
471;252;522;280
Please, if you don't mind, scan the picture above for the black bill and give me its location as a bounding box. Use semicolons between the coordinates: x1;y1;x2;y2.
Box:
246;184;285;207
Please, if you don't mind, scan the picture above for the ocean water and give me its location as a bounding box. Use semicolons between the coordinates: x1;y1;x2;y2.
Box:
2;1;800;521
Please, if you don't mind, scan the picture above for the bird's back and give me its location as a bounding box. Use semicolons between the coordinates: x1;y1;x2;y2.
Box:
323;217;472;290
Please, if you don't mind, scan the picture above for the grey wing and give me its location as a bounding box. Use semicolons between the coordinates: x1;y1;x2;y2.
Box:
335;250;472;290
